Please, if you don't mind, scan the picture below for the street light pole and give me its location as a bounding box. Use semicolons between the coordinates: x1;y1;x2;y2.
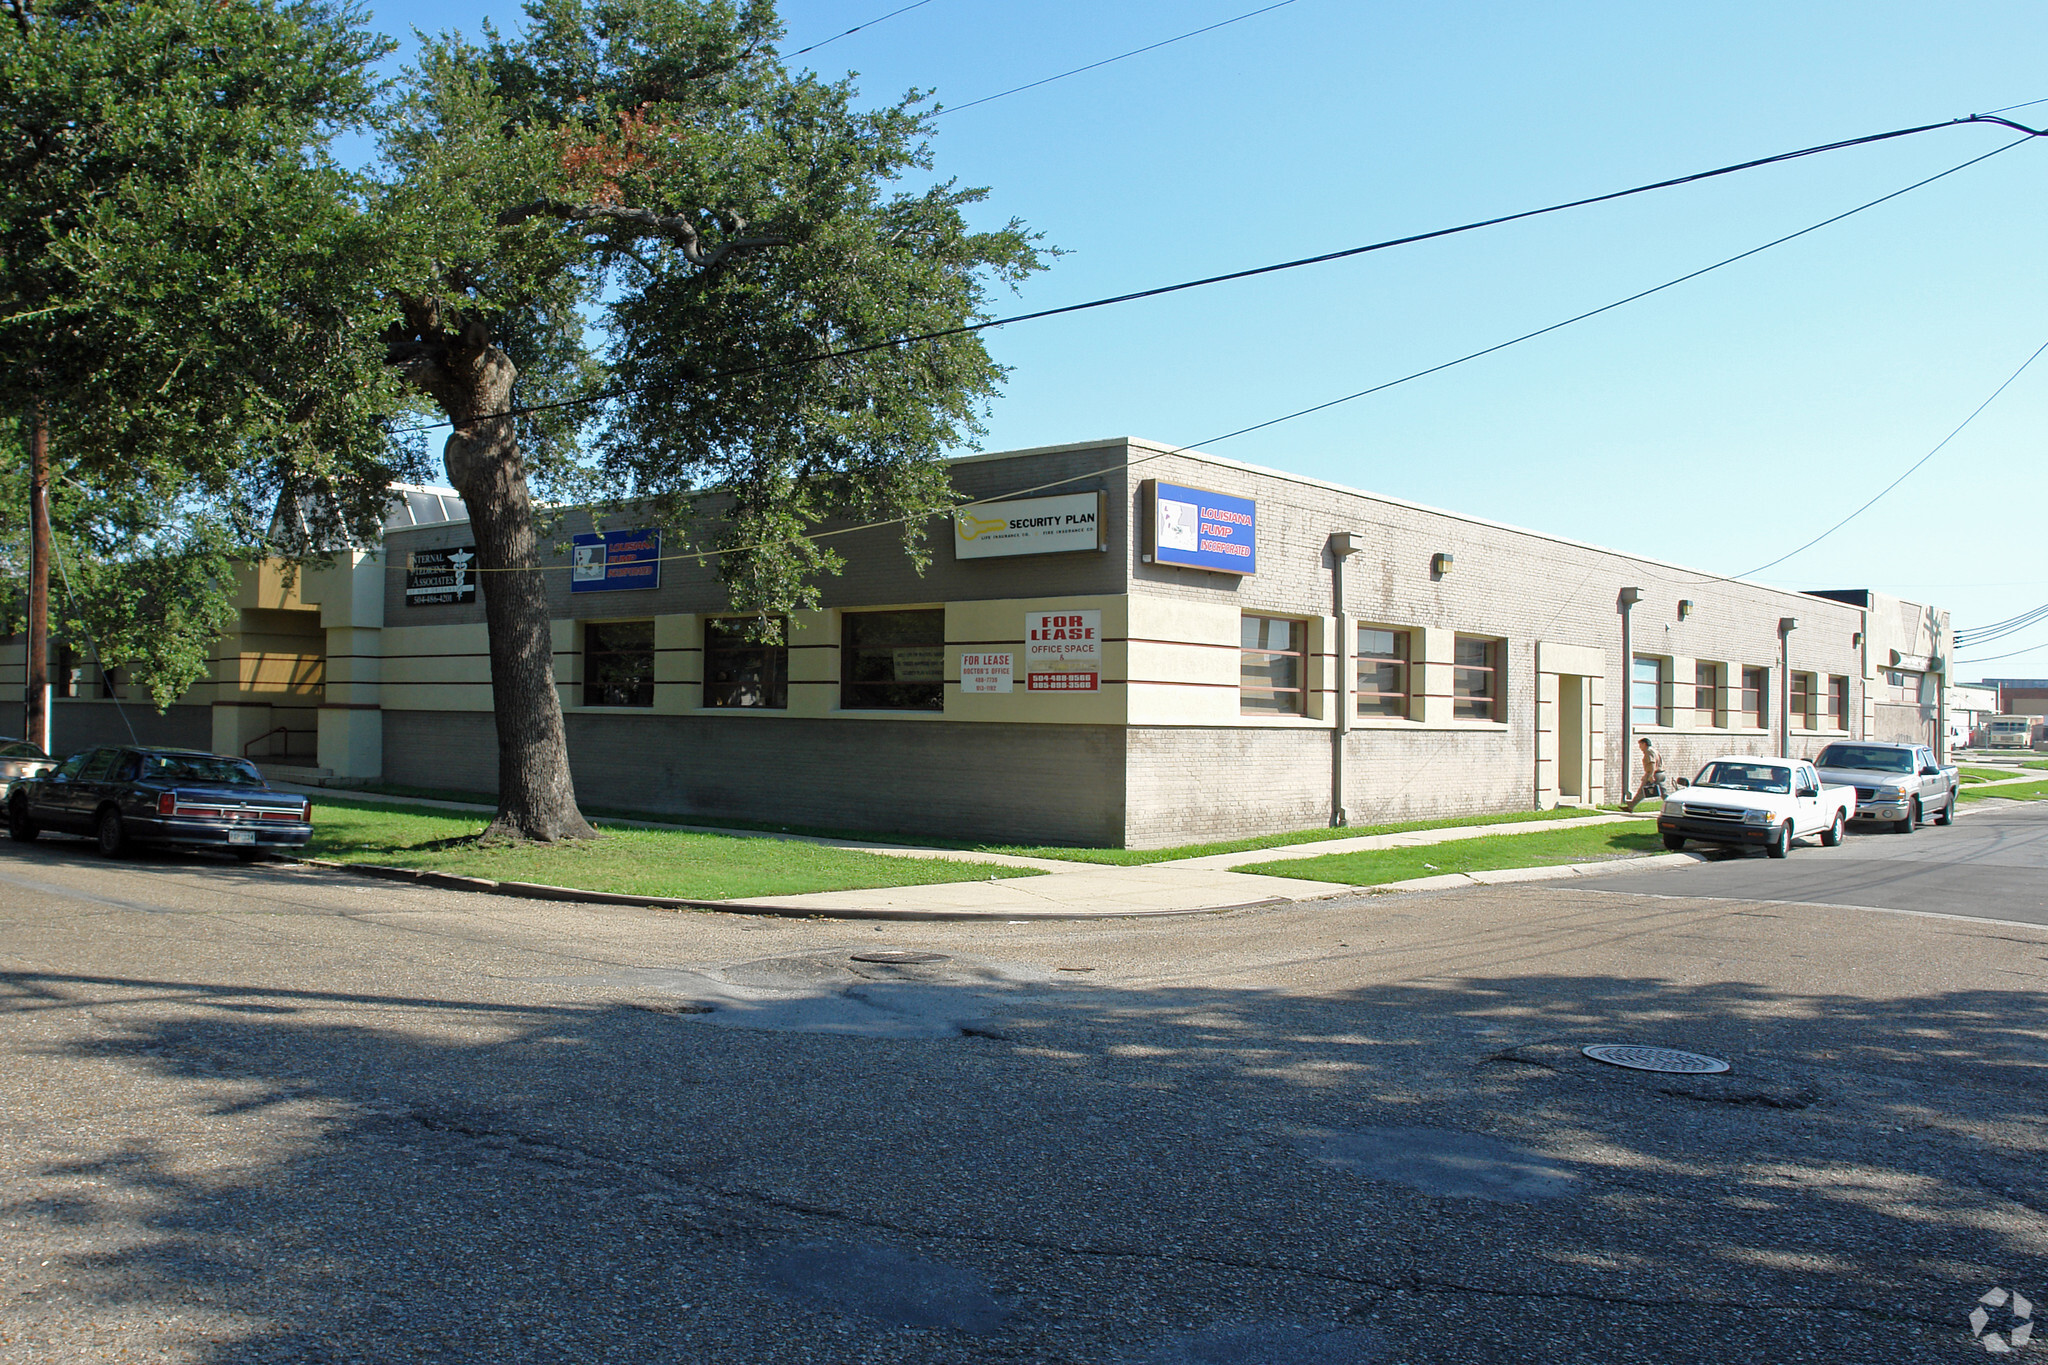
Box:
25;400;50;754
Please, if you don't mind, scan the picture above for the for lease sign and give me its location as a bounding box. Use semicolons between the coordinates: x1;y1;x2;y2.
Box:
1026;609;1100;692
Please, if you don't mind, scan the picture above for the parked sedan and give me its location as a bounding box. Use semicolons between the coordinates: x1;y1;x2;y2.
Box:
0;737;56;788
6;745;313;858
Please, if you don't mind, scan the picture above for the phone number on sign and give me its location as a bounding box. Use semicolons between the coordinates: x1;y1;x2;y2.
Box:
1027;673;1098;691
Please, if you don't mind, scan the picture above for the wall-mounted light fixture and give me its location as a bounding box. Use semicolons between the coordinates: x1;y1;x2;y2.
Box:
1431;551;1455;578
1677;599;1694;620
1852;631;1863;648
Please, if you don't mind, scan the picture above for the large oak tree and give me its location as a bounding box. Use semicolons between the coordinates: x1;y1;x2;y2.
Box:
375;0;1047;841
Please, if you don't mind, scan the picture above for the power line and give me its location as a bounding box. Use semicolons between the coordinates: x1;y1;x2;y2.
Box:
1955;636;2048;665
1958;604;2048;645
783;0;938;59
1737;334;2048;578
421;134;2027;578
1958;597;2048;636
933;0;1301;117
393;110;2044;438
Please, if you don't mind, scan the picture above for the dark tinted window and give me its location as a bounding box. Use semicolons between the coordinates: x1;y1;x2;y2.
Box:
1814;745;1913;773
53;752;88;780
114;752;143;781
138;753;264;786
842;611;944;710
705;618;789;709
80;749;119;781
585;621;656;707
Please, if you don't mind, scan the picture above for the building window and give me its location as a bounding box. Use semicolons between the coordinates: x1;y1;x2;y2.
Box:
1791;671;1817;729
1241;615;1307;715
704;617;788;709
1740;666;1768;728
1355;626;1410;718
1453;635;1503;721
1828;675;1850;730
1694;662;1724;728
842;610;944;710
1631;655;1665;728
584;620;655;707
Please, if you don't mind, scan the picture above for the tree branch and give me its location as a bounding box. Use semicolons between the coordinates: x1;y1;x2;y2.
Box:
496;198;785;267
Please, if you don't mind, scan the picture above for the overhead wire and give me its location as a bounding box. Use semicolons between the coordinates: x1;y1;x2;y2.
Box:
782;0;938;59
1957;598;2048;637
932;0;1302;117
420;131;2035;577
391;110;2044;439
1954;637;2048;665
1735;335;2048;579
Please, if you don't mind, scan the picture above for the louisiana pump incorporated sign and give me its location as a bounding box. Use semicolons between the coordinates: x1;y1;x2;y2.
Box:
1142;479;1257;575
953;491;1106;560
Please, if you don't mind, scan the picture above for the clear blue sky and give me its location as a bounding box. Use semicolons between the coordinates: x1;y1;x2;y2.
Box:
368;0;2048;679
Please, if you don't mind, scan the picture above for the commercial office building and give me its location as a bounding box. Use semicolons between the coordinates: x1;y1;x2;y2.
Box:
6;438;1951;847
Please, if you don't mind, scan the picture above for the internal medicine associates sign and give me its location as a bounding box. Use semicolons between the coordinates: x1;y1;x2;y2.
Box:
572;527;662;593
954;491;1106;560
405;546;477;605
1142;479;1257;575
1026;609;1100;692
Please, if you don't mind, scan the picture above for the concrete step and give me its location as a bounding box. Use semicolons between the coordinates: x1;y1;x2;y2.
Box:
254;762;334;784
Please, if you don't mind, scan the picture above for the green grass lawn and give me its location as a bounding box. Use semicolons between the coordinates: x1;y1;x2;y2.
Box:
1958;779;2048;803
1234;823;1670;886
338;783;1608;865
1959;765;2030;784
304;797;1041;901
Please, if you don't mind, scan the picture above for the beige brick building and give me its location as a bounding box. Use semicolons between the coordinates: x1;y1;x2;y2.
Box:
4;438;1953;848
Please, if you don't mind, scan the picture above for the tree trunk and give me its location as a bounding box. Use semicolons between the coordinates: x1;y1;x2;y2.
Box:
413;323;595;843
25;398;50;754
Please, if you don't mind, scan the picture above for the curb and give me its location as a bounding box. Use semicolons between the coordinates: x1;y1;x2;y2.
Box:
287;857;1283;921
1365;850;1707;894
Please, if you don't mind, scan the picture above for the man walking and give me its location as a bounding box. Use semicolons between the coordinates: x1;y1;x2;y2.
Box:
1621;737;1664;813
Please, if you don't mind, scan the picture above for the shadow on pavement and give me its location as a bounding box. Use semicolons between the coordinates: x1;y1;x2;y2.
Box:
3;952;2044;1362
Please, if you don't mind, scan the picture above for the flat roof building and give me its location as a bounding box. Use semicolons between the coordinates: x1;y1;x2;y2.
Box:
5;438;1953;847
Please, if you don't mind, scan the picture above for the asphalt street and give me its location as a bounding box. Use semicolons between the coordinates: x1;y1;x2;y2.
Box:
1;827;2045;1363
1579;799;2048;926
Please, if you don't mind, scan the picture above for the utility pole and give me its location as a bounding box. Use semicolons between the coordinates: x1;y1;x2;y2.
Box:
25;400;50;753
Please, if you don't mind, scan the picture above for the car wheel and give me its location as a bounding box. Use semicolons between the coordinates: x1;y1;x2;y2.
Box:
6;796;36;843
1821;811;1844;847
1895;797;1918;834
1934;795;1953;827
1765;820;1791;859
95;807;126;858
1661;834;1685;851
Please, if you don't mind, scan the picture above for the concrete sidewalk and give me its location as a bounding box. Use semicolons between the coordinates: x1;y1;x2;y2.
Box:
290;785;1683;919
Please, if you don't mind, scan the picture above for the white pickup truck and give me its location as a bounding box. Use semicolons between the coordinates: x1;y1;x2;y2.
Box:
1813;741;1957;833
1655;756;1858;859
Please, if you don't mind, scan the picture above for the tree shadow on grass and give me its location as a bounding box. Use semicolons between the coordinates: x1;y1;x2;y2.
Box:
2;958;2044;1363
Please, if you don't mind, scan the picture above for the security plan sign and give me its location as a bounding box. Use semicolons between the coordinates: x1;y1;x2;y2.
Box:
954;492;1105;559
1026;610;1100;692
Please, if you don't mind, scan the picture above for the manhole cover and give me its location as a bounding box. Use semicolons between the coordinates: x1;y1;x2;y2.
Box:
849;951;951;965
1582;1044;1729;1074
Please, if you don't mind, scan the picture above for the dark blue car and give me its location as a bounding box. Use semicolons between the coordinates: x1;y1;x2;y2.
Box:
6;745;313;859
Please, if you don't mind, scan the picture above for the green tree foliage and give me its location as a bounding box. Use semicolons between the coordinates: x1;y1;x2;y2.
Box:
373;0;1048;839
1;0;408;706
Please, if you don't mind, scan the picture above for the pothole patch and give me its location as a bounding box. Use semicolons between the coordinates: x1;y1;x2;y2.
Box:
1127;1321;1384;1364
749;1241;1010;1333
1300;1126;1578;1202
850;950;951;965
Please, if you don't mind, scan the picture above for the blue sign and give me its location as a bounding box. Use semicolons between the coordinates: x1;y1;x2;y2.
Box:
571;527;662;593
1146;480;1257;575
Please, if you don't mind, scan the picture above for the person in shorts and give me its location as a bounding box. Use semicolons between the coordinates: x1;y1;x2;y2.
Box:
1622;737;1664;813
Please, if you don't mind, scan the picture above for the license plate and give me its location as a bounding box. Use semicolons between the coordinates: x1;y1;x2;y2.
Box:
227;830;256;846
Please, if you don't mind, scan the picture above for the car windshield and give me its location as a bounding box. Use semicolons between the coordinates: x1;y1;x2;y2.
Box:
139;753;264;786
0;739;48;759
1694;762;1791;794
1814;744;1913;773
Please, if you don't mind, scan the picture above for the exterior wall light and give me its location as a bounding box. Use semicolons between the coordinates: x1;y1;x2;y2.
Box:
1431;552;1455;578
1677;599;1693;620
